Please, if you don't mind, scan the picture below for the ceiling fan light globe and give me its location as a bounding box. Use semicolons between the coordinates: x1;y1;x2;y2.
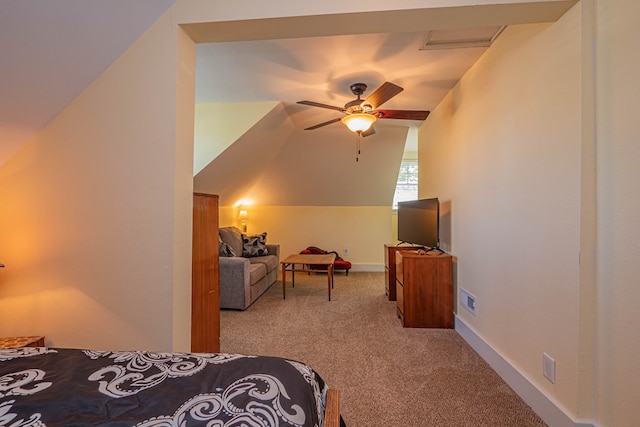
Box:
341;113;376;133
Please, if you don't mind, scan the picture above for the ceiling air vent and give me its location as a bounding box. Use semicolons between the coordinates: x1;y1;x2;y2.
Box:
420;25;506;50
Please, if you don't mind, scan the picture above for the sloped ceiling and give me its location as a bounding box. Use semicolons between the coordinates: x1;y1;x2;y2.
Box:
193;103;295;205
194;101;281;175
0;0;175;166
194;101;409;206
192;32;488;207
252;126;409;207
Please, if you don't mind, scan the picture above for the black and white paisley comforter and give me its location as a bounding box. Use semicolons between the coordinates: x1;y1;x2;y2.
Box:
0;347;331;427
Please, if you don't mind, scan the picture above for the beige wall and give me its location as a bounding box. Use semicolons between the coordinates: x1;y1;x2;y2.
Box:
176;0;578;31
420;0;640;425
419;9;583;422
595;0;640;425
0;9;192;351
2;1;638;424
173;25;197;353
1;0;466;351
220;205;392;269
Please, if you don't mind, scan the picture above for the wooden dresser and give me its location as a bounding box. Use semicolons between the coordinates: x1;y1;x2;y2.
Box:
384;244;422;301
395;250;453;328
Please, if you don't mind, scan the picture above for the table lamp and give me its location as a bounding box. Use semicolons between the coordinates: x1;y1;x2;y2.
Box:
238;210;248;233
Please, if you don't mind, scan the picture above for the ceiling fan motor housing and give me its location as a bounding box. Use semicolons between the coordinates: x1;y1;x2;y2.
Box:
349;83;367;96
346;83;372;113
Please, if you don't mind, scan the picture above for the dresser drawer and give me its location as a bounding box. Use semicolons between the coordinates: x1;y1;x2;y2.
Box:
396;279;404;316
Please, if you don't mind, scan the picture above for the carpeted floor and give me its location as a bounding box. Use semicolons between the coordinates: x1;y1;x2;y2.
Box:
220;271;547;426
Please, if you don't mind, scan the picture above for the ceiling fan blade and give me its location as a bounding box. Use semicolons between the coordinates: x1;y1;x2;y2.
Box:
364;82;404;109
304;117;343;130
297;100;344;112
376;109;430;121
362;126;376;137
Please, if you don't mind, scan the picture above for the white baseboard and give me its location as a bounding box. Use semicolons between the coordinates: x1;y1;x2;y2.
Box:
350;263;384;272
455;316;596;427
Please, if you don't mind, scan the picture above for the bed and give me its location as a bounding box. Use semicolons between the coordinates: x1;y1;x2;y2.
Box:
0;347;342;426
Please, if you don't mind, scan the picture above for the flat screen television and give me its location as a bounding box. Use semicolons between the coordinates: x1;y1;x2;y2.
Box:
397;198;440;249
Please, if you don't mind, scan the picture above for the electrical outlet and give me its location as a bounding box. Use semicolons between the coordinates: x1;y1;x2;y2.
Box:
460;288;476;315
543;352;556;384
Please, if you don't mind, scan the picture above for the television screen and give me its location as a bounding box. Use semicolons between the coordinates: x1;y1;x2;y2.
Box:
397;198;440;249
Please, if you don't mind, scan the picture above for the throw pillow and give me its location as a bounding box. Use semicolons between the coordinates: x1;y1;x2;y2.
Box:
219;226;243;257
219;238;236;257
242;232;268;257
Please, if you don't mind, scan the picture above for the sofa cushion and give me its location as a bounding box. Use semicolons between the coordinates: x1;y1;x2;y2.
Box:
219;226;243;257
248;254;278;273
242;232;269;257
248;262;267;285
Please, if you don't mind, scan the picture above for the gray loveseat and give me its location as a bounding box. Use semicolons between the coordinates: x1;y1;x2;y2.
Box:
218;226;280;310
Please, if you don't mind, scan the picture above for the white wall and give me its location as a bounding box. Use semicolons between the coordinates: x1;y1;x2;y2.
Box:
595;0;640;425
419;8;584;424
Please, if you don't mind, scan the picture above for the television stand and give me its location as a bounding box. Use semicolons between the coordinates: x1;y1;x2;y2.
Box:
384;244;423;301
395;250;453;328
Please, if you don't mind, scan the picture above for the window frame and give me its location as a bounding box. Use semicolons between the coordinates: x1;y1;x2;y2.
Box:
392;159;418;210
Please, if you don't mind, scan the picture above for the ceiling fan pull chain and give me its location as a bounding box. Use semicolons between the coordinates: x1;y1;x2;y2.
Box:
355;133;362;162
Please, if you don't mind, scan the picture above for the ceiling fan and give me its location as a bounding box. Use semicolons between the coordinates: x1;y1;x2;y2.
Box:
297;82;430;136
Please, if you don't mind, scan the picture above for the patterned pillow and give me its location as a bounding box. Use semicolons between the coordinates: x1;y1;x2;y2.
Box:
241;232;268;257
219;226;243;257
219;238;236;257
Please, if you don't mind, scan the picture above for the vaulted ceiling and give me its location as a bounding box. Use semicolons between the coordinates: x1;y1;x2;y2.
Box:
1;1;578;206
191;30;492;206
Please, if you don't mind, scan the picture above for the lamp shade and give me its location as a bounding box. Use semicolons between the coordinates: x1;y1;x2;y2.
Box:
341;113;376;133
238;210;248;220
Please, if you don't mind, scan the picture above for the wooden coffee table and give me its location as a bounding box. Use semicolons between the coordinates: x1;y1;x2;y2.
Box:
281;253;336;301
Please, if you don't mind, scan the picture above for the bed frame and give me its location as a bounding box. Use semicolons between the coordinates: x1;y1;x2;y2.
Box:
324;389;341;426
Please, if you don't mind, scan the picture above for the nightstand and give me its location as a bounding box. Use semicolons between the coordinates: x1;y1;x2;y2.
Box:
0;336;45;348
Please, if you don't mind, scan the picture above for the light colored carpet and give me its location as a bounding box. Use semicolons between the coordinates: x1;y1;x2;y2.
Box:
220;271;547;427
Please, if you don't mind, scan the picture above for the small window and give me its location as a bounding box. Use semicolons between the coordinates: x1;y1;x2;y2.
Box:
393;160;418;210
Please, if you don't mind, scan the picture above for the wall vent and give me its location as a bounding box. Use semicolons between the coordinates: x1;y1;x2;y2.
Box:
460;288;477;315
420;26;506;50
